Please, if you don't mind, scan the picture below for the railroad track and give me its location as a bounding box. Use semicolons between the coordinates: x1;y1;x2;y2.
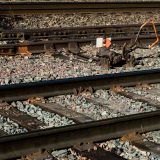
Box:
0;1;160;14
0;69;160;159
0;23;159;55
0;1;160;159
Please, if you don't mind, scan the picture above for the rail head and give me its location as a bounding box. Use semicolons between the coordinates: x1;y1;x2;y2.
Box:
0;110;159;159
0;1;160;14
0;68;160;102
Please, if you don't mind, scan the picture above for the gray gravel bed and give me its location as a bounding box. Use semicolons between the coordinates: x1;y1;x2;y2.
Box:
0;115;27;135
0;45;160;85
0;53;107;85
12;11;160;29
46;89;156;120
12;101;75;129
126;86;160;103
0;100;75;135
98;136;160;160
144;131;160;144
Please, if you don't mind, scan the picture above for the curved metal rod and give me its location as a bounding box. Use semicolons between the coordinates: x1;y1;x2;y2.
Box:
134;18;159;49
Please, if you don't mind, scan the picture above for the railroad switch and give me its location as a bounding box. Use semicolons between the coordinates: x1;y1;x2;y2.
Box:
97;47;135;68
96;37;135;68
138;18;159;49
122;18;159;56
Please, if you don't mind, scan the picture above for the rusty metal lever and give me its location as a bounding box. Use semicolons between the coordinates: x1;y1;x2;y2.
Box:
134;18;159;49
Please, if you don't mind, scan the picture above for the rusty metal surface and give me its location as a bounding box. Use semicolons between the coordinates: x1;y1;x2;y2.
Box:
33;102;93;123
0;110;160;159
0;69;160;102
0;103;44;131
0;1;160;14
116;90;160;109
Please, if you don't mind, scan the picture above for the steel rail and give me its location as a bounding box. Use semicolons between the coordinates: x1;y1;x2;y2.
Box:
0;1;160;14
0;35;157;55
0;110;160;159
0;23;159;54
0;68;160;102
0;23;158;41
0;35;157;50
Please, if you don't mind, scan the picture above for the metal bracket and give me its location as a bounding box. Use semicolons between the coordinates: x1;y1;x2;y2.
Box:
122;18;159;56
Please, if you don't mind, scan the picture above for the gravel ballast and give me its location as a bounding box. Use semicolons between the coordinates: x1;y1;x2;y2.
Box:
0;87;159;159
0;8;160;159
10;11;160;29
0;45;160;85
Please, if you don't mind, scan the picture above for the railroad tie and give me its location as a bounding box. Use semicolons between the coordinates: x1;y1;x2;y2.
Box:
33;102;127;160
0;103;45;131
